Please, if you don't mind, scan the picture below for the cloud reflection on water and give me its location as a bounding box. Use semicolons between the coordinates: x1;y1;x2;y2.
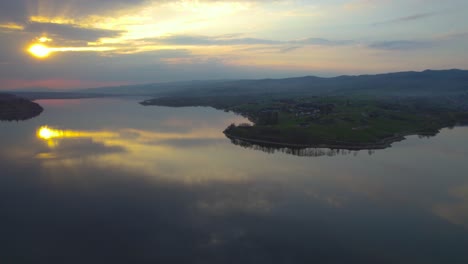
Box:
34;125;249;182
1;100;468;263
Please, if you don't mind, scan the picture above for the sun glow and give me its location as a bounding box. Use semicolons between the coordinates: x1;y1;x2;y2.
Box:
34;124;238;181
28;44;51;58
37;126;64;140
36;126;118;145
38;37;52;43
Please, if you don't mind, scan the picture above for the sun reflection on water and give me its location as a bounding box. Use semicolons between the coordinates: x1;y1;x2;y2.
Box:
37;126;118;140
34;124;248;181
37;126;63;140
37;126;80;147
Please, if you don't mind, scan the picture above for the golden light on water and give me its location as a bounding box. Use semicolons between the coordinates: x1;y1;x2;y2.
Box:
33;124;247;181
37;126;63;140
36;126;118;147
28;44;51;58
37;126;92;141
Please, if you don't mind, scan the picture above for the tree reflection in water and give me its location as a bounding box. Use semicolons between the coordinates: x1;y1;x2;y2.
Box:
229;138;375;157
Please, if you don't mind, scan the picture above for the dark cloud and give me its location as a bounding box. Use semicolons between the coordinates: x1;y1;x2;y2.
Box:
24;22;125;42
0;32;31;63
1;0;271;24
0;2;29;23
372;12;438;26
368;40;432;51
0;0;149;23
235;45;301;54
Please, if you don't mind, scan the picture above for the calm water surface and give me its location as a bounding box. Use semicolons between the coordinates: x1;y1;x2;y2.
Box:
1;98;468;263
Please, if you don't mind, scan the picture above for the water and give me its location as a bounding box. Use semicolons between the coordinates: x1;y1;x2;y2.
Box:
1;98;468;263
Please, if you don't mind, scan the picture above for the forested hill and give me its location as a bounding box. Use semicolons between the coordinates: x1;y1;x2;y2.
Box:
140;70;468;150
82;69;468;98
0;93;43;121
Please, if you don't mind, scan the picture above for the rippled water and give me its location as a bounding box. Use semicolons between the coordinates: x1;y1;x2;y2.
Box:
1;98;468;263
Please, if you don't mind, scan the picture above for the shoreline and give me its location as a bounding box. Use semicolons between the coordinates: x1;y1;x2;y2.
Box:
141;98;467;151
223;130;439;151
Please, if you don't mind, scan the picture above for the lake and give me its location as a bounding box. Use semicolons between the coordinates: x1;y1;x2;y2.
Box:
1;98;468;263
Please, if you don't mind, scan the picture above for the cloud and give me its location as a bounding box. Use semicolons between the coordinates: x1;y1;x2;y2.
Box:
0;0;466;89
158;138;226;148
0;0;282;24
279;46;302;53
38;138;127;159
149;34;353;48
0;2;29;23
24;22;125;42
151;35;281;46
0;0;149;23
139;34;355;56
294;38;355;46
0;45;318;90
435;31;468;41
368;40;432;51
344;0;388;10
372;12;438;26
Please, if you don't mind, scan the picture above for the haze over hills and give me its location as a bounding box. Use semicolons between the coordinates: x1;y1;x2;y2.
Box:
79;69;468;99
5;69;468;104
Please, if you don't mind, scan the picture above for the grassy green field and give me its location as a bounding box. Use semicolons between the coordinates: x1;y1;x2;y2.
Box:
224;97;468;148
143;96;468;149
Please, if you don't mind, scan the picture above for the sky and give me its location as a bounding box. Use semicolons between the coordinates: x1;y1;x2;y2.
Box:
0;0;468;90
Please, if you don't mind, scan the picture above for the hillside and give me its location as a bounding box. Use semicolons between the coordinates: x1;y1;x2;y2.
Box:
83;69;468;101
0;94;44;121
140;69;468;150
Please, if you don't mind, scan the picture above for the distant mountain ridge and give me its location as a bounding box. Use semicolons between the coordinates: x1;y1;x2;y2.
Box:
80;69;468;98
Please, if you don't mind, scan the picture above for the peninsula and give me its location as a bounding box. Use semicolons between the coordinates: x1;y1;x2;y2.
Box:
142;96;468;150
139;70;468;150
0;93;44;121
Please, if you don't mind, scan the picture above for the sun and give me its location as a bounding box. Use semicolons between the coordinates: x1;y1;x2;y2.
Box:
28;44;51;58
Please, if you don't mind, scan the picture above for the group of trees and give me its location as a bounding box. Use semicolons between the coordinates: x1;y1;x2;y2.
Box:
0;94;43;121
258;111;279;125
